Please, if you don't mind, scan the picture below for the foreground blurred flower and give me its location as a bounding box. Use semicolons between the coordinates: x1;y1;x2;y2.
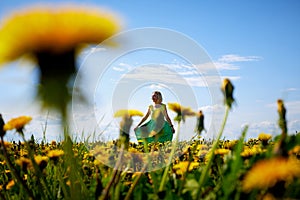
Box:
242;157;300;192
0;5;120;119
221;78;235;109
114;109;143;149
114;110;144;118
168;102;196;123
3;116;32;133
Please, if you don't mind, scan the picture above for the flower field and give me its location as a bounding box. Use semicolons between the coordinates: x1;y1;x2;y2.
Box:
0;119;299;199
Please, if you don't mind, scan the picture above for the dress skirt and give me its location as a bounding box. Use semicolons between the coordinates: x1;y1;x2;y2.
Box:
135;119;173;143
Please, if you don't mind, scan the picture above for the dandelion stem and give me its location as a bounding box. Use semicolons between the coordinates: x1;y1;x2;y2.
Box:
20;133;53;199
100;144;125;200
0;136;35;199
124;144;157;200
196;105;230;199
159;122;181;192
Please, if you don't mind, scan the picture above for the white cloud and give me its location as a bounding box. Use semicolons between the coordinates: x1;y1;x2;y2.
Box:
199;104;224;113
289;119;300;133
218;54;262;63
213;62;240;70
213;54;262;71
112;66;125;72
285;88;298;92
247;120;279;137
149;83;165;90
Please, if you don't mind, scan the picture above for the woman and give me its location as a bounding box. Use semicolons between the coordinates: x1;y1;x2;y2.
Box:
134;91;175;143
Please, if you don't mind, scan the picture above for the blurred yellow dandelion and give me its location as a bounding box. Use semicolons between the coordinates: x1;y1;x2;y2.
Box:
223;140;238;150
0;5;120;63
168;102;181;114
34;155;49;167
168;102;196;122
173;161;199;176
242;157;300;192
258;133;272;142
289;145;300;156
214;148;230;155
0;5;120;117
221;78;235;108
6;180;15;190
3;116;32;132
114;109;144;118
47;149;64;159
15;157;31;169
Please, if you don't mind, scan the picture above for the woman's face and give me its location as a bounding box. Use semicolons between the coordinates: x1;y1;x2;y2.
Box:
152;93;158;102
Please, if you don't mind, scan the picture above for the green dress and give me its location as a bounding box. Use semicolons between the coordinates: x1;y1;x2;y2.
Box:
135;104;173;143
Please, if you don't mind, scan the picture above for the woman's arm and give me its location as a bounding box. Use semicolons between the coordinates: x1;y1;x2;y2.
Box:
162;105;175;133
134;107;150;131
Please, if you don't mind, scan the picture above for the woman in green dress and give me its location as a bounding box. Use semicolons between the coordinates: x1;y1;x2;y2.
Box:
134;91;175;143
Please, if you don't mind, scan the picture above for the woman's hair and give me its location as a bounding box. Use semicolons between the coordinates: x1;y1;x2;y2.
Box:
154;91;163;102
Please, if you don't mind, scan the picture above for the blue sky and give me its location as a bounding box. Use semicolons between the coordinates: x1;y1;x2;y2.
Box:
0;0;300;142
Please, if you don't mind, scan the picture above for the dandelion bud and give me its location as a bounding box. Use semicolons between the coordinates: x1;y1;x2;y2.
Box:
196;110;205;135
277;99;287;134
274;99;288;157
0;114;5;137
221;78;235;109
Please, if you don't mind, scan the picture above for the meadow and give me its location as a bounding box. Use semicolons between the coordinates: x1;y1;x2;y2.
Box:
0;98;299;200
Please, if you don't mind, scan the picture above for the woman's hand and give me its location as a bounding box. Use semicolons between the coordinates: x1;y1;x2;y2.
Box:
134;126;138;132
171;125;175;133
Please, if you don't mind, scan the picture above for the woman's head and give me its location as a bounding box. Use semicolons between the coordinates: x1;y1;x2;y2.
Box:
152;91;163;103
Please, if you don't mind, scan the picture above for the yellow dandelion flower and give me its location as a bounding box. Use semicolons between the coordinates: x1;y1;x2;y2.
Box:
196;144;209;151
1;141;12;148
173;161;199;176
15;157;31;169
215;148;231;155
223;140;238;150
258;133;272;142
6;180;15;190
241;145;264;158
289;145;300;156
34;155;49;167
3;116;32;132
168;102;181;114
168;102;196;122
23;174;28;181
19;149;28;157
114;109;144;118
0;5;120;62
242;157;300;192
47;149;64;159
